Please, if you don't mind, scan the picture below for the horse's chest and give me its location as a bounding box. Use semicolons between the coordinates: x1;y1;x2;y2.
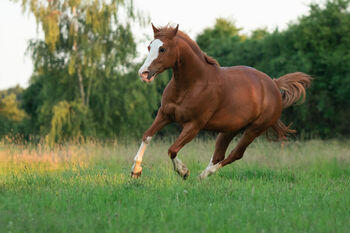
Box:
163;102;193;124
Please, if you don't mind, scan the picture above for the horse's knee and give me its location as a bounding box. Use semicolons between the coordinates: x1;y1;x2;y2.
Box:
142;135;152;144
168;150;177;159
168;147;178;159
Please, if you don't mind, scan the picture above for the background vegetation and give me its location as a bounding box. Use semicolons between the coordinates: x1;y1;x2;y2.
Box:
1;0;350;142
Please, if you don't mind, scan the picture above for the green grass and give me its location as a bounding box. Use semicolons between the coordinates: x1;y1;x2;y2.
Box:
0;138;349;233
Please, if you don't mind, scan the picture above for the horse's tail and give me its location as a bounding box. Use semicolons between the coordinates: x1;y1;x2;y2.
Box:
273;72;312;109
269;72;312;140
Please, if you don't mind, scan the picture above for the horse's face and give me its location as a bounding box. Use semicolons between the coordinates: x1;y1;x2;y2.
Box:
138;24;179;83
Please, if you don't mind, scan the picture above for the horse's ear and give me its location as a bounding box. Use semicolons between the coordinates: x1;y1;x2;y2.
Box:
171;24;179;37
152;23;160;34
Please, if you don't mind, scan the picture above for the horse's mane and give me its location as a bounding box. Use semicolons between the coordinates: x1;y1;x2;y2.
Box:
154;25;220;67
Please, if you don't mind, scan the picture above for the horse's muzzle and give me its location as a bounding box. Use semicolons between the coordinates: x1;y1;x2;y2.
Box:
140;70;156;83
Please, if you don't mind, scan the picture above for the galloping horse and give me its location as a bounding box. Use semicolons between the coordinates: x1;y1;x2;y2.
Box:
131;24;311;179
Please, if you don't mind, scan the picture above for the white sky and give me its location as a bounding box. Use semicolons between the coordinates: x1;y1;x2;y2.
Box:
0;0;318;90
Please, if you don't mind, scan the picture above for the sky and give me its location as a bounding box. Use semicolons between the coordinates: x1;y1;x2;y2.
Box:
0;0;317;90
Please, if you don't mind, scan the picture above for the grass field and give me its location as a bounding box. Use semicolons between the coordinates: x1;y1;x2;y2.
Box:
0;138;349;233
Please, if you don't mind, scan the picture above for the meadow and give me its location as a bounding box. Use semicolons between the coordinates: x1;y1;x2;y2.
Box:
0;138;349;233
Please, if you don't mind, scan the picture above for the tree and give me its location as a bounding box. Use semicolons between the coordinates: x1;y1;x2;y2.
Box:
0;87;28;138
196;18;245;67
283;0;350;136
14;0;137;107
14;0;159;142
0;94;26;122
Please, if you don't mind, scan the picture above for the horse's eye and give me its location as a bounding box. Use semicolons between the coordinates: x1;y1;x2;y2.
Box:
159;47;166;53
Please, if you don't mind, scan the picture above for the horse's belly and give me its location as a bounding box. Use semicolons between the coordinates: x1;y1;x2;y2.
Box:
203;113;248;132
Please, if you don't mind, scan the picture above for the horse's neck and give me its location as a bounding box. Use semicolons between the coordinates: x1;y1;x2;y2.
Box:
172;46;209;89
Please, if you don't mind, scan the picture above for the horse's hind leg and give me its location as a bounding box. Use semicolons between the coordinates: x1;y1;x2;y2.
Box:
200;132;237;177
212;132;238;164
220;127;262;167
199;127;263;179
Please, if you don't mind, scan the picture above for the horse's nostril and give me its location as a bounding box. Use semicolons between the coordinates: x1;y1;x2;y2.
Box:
140;71;149;80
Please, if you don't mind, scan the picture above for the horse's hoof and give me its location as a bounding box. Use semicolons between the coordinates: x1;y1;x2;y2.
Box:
131;171;142;178
177;169;190;180
182;170;190;180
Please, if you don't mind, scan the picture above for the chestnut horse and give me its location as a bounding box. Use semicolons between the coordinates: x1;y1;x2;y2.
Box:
131;24;311;179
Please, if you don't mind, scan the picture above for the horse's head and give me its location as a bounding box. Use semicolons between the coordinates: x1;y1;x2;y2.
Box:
138;24;179;83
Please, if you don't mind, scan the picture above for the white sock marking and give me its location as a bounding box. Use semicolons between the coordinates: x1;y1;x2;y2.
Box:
199;156;222;179
131;137;152;173
206;157;213;167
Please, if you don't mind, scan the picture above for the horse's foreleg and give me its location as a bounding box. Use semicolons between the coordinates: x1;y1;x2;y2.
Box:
171;158;190;179
199;127;261;180
131;111;170;178
168;122;200;179
131;137;151;178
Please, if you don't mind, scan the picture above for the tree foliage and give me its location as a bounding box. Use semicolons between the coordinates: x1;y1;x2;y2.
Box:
0;86;27;121
0;86;28;137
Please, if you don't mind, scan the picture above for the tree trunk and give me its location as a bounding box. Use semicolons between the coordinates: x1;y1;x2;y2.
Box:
86;76;92;107
72;6;87;107
77;67;86;106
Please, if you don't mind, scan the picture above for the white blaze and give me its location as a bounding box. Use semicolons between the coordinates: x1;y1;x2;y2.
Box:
138;39;163;75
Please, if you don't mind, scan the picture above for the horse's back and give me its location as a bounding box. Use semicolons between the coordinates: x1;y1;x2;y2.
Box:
220;66;274;86
220;65;281;102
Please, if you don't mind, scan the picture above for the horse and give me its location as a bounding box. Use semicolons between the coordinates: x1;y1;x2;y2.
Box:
131;24;312;180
